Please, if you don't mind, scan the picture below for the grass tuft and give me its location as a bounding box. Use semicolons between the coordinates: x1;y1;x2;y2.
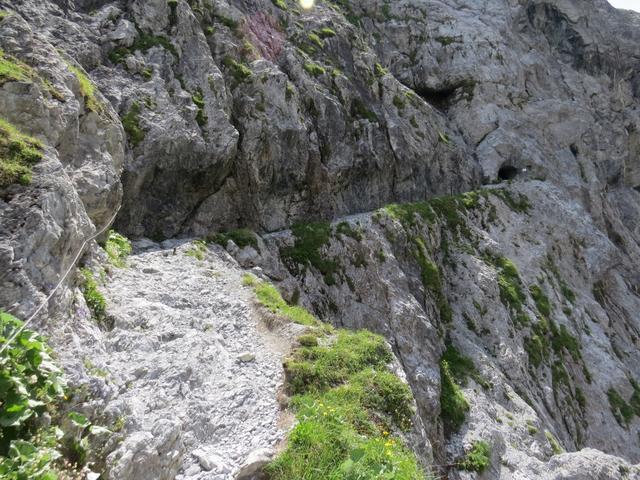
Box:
0;118;43;188
253;282;318;326
66;63;104;115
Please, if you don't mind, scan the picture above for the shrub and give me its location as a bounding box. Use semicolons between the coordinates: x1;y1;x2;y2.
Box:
0;118;43;188
0;312;109;478
459;441;491;472
439;359;469;433
545;430;563;455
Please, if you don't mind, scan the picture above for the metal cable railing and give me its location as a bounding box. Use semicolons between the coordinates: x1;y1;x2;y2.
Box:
0;205;121;355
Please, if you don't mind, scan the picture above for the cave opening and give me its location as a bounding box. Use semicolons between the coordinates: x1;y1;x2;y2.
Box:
498;165;519;181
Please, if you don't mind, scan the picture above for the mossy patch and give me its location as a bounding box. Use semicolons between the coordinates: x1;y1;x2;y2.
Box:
281;222;341;285
440;356;469;433
0;118;43;188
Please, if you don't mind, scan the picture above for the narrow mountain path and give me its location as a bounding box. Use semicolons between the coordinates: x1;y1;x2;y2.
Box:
96;240;289;480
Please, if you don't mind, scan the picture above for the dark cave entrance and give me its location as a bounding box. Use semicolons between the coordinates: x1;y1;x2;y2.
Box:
498;165;519;181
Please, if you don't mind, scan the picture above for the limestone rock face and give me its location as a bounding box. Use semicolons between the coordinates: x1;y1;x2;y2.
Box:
1;0;640;479
0;11;123;321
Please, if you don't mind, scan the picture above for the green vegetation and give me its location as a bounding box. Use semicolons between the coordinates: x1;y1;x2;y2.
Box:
280;222;341;285
213;13;238;29
308;32;324;49
484;255;525;313
271;0;288;10
459;441;491;473
185;240;208;261
435;36;456;46
191;88;207;127
0;118;43;188
109;30;178;65
80;268;106;322
209;228;258;251
335;222;362;242
545;430;563;455
489;189;531;214
439;350;470;433
351;98;378;123
105;230;132;268
244;279;426;478
374;62;388;77
0;49;32;84
393;94;406;110
222;56;252;82
0;312;109;478
0;49;63;100
303;62;326;77
267;328;424;479
121;101;145;146
252;281;318;326
529;284;551;318
414;238;451;323
441;344;489;389
318;27;336;38
66;63;104;114
607;387;636;427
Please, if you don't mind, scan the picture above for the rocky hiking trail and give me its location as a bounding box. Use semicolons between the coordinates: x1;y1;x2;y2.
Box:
93;240;294;479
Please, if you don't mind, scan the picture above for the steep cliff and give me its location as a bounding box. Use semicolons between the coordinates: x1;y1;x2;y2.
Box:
0;0;639;478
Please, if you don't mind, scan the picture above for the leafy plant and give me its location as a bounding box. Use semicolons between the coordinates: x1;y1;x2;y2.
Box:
0;312;109;479
80;268;106;322
459;441;491;472
105;230;132;268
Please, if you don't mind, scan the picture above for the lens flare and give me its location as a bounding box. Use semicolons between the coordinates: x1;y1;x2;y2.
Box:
300;0;315;9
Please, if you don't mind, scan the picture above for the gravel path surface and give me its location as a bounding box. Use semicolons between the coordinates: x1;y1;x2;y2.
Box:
98;240;289;479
